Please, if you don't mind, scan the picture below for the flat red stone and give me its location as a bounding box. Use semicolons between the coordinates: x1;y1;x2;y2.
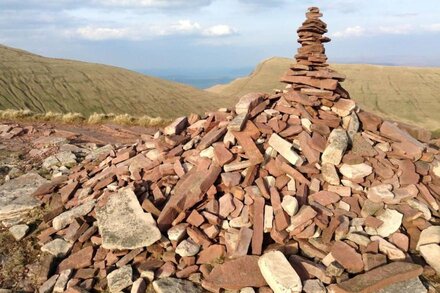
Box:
251;196;265;255
157;162;221;231
58;246;94;271
329;262;423;293
213;143;234;166
205;255;267;290
331;241;364;273
197;244;226;264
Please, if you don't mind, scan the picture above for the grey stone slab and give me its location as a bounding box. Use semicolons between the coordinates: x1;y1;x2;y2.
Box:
0;173;47;222
96;187;161;250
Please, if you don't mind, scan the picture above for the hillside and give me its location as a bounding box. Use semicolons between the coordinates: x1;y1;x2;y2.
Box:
0;44;234;118
208;57;440;132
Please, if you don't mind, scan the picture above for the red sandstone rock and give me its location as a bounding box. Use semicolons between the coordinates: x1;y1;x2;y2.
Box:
157;162;221;230
309;191;340;206
252;196;265;255
361;253;387;271
213;143;234;166
58;246;94;271
197;244;226;264
329;262;423;293
331;241;364;273
205;255;267;289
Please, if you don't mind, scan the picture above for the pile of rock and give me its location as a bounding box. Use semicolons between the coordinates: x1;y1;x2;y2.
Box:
31;7;440;293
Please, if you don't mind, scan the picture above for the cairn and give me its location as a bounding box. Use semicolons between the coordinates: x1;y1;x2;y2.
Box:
30;6;440;293
281;7;350;109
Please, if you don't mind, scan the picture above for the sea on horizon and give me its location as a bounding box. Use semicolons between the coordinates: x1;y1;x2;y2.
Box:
136;67;253;89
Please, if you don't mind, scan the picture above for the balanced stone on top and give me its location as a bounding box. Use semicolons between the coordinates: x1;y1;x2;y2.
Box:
281;6;349;99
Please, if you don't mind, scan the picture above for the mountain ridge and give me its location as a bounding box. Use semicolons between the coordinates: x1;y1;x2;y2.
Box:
207;57;440;132
0;44;235;118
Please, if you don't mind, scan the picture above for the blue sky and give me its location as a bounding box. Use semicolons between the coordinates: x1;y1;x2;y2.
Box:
1;0;440;72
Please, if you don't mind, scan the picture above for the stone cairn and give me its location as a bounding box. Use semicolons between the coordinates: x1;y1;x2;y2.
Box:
281;7;352;116
32;7;440;293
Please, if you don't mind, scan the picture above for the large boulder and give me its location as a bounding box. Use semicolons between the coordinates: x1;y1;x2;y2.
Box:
0;173;48;223
96;187;162;250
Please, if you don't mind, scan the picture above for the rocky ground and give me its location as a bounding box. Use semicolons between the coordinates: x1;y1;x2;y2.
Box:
1;108;440;293
0;121;156;291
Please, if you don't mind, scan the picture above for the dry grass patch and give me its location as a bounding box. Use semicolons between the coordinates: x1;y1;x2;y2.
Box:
112;114;136;125
61;112;85;123
0;109;34;120
41;111;63;122
137;115;169;127
88;113;115;124
0;109;168;127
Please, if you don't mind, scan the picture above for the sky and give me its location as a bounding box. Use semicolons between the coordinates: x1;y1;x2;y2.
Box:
1;0;440;73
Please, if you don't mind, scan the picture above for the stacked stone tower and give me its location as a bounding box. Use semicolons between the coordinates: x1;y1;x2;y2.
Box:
281;7;351;105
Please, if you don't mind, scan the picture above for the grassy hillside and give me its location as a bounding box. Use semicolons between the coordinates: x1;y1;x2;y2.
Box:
0;44;235;118
208;57;440;132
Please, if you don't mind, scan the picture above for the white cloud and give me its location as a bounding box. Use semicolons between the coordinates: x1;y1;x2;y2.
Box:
149;20;202;36
378;24;414;34
70;20;236;40
170;20;202;33
332;23;436;38
75;26;134;40
422;23;440;32
202;25;236;37
332;26;365;38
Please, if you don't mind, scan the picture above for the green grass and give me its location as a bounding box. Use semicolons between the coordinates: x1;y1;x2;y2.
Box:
0;44;236;119
207;57;440;132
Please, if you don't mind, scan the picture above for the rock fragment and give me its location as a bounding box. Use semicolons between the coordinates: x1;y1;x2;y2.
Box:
53;200;95;230
153;277;204;293
0;173;47;222
331;241;364;273
367;184;394;203
417;226;440;249
281;195;299;217
39;274;59;293
329;262;423;293
419;244;440;274
175;239;200;257
107;265;133;293
321;129;348;165
367;209;402;237
258;251;302;293
53;269;72;293
8;224;29;240
163;116;188;135
41;238;72;257
96;188;161;249
268;133;303;166
205;255;267;289
303;279;326;293
339;163;373;180
377;277;427;293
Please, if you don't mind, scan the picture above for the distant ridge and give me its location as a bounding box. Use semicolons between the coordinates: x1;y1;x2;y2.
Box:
0;44;234;118
207;57;440;132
